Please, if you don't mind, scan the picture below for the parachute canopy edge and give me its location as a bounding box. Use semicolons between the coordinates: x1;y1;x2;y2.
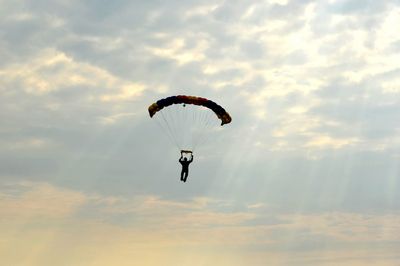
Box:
148;95;232;125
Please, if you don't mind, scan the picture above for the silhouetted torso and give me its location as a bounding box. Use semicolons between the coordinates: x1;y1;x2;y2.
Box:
179;158;192;170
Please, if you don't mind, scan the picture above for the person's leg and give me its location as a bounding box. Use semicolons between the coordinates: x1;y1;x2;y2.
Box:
181;169;184;181
183;171;188;182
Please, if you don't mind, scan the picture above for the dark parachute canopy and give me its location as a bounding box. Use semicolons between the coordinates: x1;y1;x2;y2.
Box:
148;95;231;125
148;95;231;151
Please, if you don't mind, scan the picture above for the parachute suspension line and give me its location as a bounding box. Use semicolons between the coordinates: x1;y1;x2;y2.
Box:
153;114;178;150
181;104;188;142
194;106;204;129
169;105;180;147
201;108;211;146
172;104;179;135
173;105;181;137
160;110;180;149
181;104;188;148
194;106;205;144
197;111;215;150
159;110;181;150
186;105;196;151
191;105;197;144
201;107;209;126
170;107;183;150
183;104;189;129
170;104;183;149
202;107;210;125
192;109;214;152
176;104;185;148
148;96;231;154
182;104;189;148
192;103;196;127
192;113;205;151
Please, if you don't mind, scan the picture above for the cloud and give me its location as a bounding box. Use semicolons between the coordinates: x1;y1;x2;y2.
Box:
1;182;399;265
0;182;87;219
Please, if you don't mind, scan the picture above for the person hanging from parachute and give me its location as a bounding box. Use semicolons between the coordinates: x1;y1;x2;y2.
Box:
179;150;193;182
148;95;231;182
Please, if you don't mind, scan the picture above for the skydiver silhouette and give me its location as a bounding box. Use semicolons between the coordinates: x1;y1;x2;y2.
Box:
179;150;193;182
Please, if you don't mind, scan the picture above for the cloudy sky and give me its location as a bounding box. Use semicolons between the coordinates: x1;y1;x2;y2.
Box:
1;0;400;265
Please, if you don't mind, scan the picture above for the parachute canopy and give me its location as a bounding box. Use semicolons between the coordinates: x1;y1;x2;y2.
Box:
148;95;231;125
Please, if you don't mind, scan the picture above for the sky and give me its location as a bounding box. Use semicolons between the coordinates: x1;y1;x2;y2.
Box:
1;0;400;265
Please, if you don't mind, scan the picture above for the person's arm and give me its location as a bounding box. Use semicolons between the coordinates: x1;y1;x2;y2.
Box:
189;154;193;162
